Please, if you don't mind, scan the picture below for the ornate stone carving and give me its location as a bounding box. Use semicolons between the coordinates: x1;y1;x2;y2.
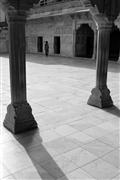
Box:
115;13;120;29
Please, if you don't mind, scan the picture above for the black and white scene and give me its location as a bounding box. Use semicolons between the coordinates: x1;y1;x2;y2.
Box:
0;0;120;179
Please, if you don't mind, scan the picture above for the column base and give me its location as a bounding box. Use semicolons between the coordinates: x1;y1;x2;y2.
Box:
3;102;38;134
87;87;113;108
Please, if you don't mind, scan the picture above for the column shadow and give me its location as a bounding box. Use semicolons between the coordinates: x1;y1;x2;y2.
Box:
103;105;120;118
14;129;69;180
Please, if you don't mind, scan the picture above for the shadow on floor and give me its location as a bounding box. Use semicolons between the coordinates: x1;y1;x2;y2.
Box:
14;128;68;180
27;54;96;70
104;105;120;118
1;53;119;73
26;54;120;73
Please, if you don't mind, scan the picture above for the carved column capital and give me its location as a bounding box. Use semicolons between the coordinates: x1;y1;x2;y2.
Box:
97;22;112;31
89;7;112;30
6;10;26;23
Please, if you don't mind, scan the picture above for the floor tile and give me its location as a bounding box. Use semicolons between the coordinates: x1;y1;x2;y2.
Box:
83;126;110;139
1;175;16;180
43;137;79;156
0;132;15;144
38;159;68;179
2;151;33;174
76;112;106;125
0;164;12;179
82;159;119;180
54;155;78;174
63;147;97;167
82;139;114;158
97;122;119;132
26;144;55;165
13;165;55;180
35;163;56;180
68;132;94;146
40;129;61;142
102;149;120;168
55;125;77;136
1;140;24;154
98;131;119;148
13;166;42;180
70;121;95;131
58;168;96;180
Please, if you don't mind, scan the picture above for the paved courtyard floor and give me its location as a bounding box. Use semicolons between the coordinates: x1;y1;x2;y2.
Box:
0;54;120;180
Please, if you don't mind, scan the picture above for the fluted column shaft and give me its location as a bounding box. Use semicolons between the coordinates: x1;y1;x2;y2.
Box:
3;11;37;134
87;24;113;108
96;26;110;88
8;11;27;104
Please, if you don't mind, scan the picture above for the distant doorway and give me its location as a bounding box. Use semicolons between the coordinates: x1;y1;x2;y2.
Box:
37;36;43;52
54;36;60;54
75;24;94;58
109;26;120;61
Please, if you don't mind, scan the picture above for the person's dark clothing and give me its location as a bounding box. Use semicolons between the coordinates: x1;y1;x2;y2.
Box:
45;41;49;56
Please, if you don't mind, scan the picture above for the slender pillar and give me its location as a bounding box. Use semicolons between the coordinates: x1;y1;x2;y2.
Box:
87;24;113;108
3;10;37;134
72;15;77;57
92;29;97;60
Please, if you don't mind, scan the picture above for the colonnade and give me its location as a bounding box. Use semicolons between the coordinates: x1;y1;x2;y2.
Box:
3;10;113;134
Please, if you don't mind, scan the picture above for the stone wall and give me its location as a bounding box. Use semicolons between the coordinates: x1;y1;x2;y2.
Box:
26;15;74;57
26;12;96;58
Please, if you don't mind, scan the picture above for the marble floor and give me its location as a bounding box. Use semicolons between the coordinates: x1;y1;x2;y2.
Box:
0;54;120;180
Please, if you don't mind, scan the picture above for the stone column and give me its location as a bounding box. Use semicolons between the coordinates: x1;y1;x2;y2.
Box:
87;24;113;108
3;10;37;134
92;29;97;60
72;16;76;57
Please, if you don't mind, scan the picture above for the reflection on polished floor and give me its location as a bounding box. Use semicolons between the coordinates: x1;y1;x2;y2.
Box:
1;54;120;180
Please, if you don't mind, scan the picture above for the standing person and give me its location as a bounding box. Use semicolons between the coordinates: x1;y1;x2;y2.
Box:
44;41;49;56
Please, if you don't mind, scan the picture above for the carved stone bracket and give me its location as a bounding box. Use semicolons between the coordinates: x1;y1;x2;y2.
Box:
89;7;110;28
88;22;97;32
115;13;120;29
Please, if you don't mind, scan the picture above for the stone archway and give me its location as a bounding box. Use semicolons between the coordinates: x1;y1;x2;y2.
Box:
75;24;94;58
109;25;120;61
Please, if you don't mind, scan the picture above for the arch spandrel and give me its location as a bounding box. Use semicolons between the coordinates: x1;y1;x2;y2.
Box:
84;5;112;29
